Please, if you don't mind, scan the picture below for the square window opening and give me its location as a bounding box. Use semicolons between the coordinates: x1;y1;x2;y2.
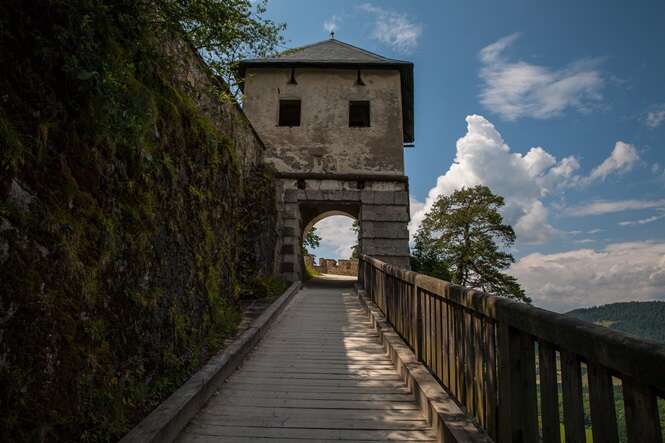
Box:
349;101;370;127
279;100;301;127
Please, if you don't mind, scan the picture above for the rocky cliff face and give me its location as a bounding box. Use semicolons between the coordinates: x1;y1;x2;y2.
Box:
0;3;278;440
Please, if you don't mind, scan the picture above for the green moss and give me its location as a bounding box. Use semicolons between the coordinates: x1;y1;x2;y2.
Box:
0;115;24;178
0;2;279;441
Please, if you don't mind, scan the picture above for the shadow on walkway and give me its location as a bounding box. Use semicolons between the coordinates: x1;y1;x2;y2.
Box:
304;274;357;289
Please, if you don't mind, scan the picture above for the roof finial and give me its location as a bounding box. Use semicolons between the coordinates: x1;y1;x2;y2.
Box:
330;31;335;40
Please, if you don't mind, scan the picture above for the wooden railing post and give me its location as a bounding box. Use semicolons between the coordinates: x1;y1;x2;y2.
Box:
496;323;512;443
538;342;561;443
623;378;663;443
588;362;618;443
497;324;538;443
561;350;586;443
413;283;423;360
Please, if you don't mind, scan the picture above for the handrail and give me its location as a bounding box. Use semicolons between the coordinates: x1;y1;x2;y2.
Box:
359;254;665;443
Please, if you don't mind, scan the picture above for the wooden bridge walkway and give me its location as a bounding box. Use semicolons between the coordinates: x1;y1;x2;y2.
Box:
176;275;437;442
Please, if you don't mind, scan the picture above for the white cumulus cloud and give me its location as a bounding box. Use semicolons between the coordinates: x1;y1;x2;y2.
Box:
511;241;665;312
408;115;646;247
586;141;639;182
311;215;357;260
358;3;422;53
409;114;579;245
479;33;604;121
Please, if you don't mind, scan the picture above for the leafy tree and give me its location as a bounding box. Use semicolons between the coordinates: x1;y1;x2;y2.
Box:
303;226;321;254
157;0;285;93
413;185;529;302
410;241;452;281
350;220;360;259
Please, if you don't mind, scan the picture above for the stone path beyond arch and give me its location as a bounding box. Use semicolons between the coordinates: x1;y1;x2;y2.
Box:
176;275;436;442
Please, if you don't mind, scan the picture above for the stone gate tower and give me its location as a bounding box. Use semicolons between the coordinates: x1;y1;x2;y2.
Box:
238;37;414;281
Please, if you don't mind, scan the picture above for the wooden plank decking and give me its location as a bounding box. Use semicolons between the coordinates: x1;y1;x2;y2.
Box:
176;275;436;442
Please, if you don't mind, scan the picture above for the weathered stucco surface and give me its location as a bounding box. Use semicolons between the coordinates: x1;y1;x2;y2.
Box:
244;67;404;175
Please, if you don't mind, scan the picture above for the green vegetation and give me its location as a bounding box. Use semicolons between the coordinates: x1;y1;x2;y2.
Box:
303;226;321;255
245;275;290;300
0;0;283;440
411;185;529;301
351;219;360;259
304;263;321;280
567;301;665;343
302;226;322;280
160;0;285;93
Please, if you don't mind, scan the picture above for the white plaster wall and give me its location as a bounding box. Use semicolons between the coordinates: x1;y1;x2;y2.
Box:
243;67;404;175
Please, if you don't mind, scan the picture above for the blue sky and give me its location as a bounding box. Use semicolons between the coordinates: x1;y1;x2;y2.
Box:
261;0;665;311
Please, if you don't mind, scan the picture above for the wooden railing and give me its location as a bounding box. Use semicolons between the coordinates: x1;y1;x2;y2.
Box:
358;255;665;443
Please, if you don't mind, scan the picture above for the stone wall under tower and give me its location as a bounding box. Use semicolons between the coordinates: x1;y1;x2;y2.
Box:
276;175;410;282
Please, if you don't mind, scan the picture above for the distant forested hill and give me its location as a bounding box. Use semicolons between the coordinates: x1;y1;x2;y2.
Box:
566;301;665;343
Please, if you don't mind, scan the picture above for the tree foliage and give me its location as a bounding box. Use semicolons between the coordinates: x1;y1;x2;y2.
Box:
158;0;285;92
351;219;360;259
413;185;529;302
303;226;321;254
567;301;665;343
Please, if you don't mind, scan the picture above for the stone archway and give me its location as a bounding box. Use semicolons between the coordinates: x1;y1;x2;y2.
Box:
301;209;359;278
301;204;359;239
276;175;411;282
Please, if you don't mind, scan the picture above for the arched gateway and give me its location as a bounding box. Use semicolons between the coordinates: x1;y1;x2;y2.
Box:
238;37;414;281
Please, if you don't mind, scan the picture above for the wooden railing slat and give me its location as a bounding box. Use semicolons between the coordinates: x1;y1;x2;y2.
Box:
415;285;423;360
484;320;497;440
455;301;464;403
521;333;539;441
505;328;539;442
497;323;512;443
473;315;485;427
588;363;618;443
460;303;467;405
442;299;450;388
561;350;586;443
623;378;663;443
538;342;561;443
465;310;475;417
435;297;442;382
425;294;432;368
450;300;457;399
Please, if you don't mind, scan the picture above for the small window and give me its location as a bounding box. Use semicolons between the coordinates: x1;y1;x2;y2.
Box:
278;99;301;127
349;101;370;127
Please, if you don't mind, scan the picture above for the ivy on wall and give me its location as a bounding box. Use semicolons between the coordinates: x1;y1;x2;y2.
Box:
0;1;282;440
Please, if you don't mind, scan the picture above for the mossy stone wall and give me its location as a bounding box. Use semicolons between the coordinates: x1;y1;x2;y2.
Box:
0;2;279;440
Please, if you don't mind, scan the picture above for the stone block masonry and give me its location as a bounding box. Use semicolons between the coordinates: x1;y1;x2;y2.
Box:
275;175;411;281
313;258;359;276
